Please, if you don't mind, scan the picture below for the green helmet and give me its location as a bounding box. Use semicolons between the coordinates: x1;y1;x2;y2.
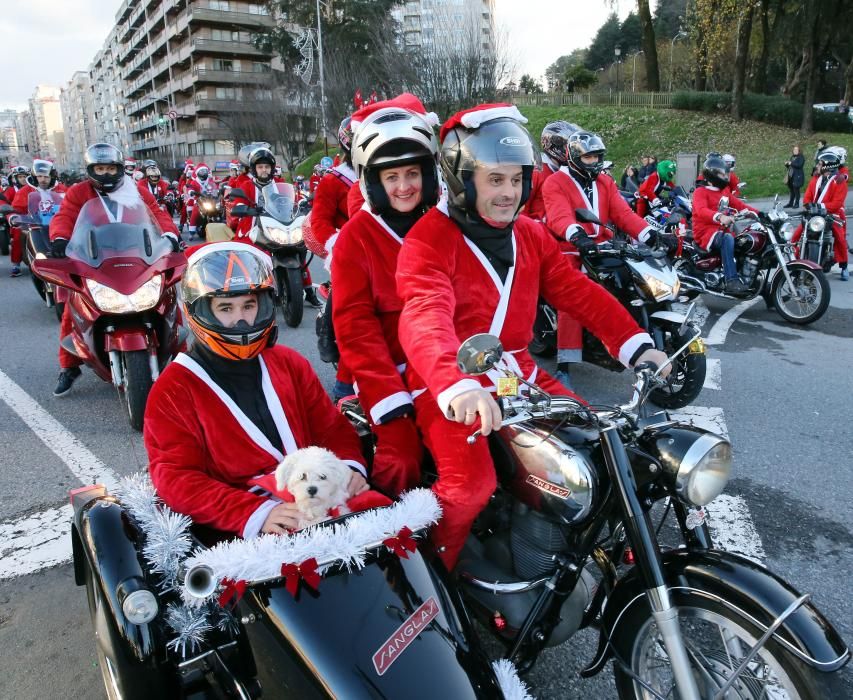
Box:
657;159;676;182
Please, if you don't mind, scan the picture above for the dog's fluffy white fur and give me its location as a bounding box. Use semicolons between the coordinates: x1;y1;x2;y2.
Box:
274;446;351;529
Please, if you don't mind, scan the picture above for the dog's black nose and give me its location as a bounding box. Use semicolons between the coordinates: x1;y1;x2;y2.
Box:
307;486;318;497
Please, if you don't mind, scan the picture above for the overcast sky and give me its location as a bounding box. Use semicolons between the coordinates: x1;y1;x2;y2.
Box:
2;0;633;111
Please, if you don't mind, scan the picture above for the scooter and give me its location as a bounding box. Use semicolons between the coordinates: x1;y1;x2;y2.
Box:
32;198;186;430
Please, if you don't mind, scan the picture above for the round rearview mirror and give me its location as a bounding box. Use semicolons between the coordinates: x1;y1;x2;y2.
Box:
456;333;503;375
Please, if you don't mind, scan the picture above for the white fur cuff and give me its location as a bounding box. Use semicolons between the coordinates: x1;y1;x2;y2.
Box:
370;391;414;425
242;499;277;539
344;460;368;478
436;378;484;419
618;332;654;368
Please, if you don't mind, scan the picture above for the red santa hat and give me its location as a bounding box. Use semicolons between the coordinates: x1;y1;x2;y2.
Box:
439;103;527;142
229;160;239;168
350;92;439;131
195;162;210;172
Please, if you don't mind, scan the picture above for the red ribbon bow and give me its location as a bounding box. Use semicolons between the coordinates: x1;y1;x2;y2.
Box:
281;557;322;597
383;526;417;559
218;577;247;609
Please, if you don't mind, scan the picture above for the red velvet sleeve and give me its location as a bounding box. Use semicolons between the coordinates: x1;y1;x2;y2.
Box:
347;182;365;218
11;186;30;214
637;173;657;202
311;175;344;247
49;184;86;241
542;175;577;240
692;188;719;228
823;177;848;212
331;223;410;424
603;177;652;239
802;177;818;205
144;373;269;536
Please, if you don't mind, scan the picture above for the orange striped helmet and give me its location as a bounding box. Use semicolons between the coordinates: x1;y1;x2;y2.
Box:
182;242;277;360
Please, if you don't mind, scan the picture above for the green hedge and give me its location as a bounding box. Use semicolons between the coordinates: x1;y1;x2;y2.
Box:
672;91;851;132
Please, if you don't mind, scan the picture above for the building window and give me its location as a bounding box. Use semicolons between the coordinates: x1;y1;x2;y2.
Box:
251;62;270;72
209;1;230;10
211;29;240;42
248;3;268;14
212;58;234;71
215;87;237;99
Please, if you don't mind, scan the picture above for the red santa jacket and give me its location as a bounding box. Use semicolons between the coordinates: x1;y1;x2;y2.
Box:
543;168;654;252
3;185;24;206
144;345;367;537
310;165;356;250
332;208;411;425
636;172;675;216
309;173;322;193
525;159;558;222
691;185;757;250
347;181;366;218
803;170;847;216
49;180;178;241
226;174;263;237
138;178;169;201
396;206;652;416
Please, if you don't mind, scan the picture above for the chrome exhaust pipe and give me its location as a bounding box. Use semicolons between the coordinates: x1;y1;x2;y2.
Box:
184;564;217;599
460;571;549;595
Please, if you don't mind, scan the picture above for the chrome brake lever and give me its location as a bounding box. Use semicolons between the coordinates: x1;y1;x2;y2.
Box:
466;412;532;444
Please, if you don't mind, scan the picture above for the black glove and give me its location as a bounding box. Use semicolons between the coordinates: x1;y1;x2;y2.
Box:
570;231;597;256
50;238;68;258
642;229;659;247
165;233;183;253
661;233;679;254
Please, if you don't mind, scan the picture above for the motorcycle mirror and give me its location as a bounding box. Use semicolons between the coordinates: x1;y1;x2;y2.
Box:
231;204;257;217
456;334;503;375
228;188;248;200
574;208;603;226
718;196;730;211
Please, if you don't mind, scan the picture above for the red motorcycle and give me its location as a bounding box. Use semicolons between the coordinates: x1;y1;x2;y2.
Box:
33;198;186;430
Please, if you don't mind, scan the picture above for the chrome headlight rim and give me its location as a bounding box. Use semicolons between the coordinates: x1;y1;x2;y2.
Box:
807;216;826;233
676;433;732;507
780;221;796;241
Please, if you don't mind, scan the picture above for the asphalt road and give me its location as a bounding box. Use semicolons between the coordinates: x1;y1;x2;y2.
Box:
0;226;851;699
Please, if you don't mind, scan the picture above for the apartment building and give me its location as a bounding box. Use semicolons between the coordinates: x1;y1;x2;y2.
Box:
90;26;132;157
115;0;276;171
61;72;96;172
394;0;496;54
27;86;65;165
0;110;20;163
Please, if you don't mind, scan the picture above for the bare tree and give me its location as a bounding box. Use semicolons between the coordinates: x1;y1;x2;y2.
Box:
731;1;757;120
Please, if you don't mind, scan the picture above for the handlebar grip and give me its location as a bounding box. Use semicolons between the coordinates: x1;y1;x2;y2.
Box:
634;361;659;374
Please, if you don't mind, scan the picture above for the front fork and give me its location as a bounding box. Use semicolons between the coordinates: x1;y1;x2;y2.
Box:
600;424;702;700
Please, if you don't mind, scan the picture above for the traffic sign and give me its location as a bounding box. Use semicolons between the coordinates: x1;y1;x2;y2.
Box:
167;109;178;120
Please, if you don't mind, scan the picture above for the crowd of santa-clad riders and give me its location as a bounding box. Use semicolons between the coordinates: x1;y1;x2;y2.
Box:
1;93;850;698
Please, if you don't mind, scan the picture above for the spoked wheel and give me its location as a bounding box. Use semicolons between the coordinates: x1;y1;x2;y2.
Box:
613;597;838;699
649;326;706;409
771;266;830;325
121;350;153;431
278;266;304;327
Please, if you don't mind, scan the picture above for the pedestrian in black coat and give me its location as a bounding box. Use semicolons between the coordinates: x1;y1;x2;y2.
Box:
785;145;805;208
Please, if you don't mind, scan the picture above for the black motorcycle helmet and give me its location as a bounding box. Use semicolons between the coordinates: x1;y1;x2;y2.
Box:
85;143;125;193
440;117;539;219
702;154;729;188
248;147;275;185
540;121;581;167
566;131;607;182
817;150;841;174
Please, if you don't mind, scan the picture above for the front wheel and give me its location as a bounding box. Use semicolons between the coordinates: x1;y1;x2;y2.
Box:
612;594;840;699
121;350;153;431
649;325;706;409
0;227;9;256
771;266;830;325
279;266;304;327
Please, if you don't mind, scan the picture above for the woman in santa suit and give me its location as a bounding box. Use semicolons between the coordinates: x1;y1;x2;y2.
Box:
331;94;439;497
144;242;369;536
395;105;669;569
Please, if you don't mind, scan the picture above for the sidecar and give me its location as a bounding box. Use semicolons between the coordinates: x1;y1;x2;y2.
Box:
70;481;523;700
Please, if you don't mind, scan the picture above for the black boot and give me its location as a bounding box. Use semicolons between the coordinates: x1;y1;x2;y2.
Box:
304;286;322;308
54;367;82;397
316;311;340;363
725;278;749;296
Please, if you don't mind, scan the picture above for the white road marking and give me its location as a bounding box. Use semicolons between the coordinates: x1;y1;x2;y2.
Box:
705;297;761;346
706;494;766;563
673;299;710;330
703;357;721;391
0;369;121;578
0;506;73;580
670;405;729;440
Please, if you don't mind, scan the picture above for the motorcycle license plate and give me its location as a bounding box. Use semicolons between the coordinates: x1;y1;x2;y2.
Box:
688;338;706;355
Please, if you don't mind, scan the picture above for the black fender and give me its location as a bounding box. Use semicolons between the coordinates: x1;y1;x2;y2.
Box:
272;252;304;269
582;548;850;677
70;486;171;696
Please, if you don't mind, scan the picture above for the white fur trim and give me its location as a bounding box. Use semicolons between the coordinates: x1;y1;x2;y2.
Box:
258;356;299;455
182;488;442;605
242;499;277;539
370;390;414;425
186;240;272;266
618;332;654;368
436;378;484;419
492;659;534;700
344;460;368;478
460;106;527;129
637;226;656;243
324;231;339;255
333;163;356;183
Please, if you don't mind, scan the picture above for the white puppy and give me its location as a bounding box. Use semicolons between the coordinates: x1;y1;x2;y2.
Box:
274;446;351;529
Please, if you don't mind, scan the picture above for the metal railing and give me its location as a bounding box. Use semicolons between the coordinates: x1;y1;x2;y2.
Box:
509;92;673;108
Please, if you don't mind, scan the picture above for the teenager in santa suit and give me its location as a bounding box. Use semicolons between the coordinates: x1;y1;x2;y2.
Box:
542;129;659;389
636;159;676;217
396;105;669;569
188;163;221;235
332;94;440;497
48;143;182;397
790;149;849;280
226;160;241;188
9;161;66;277
692;154;759;294
524;120;579;222
137;159;169;203
144;242;368;536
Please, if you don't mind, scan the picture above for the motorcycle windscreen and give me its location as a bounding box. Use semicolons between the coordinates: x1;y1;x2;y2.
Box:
261;183;298;225
243;550;498;699
65;198;171;269
27;190;63;226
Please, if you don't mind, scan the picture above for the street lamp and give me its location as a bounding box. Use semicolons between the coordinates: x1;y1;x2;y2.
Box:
669;31;688;92
632;50;644;93
614;45;622;93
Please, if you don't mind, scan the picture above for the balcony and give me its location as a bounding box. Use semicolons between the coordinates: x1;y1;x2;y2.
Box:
194;68;271;85
191;38;269;57
188;7;274;28
195;97;271;112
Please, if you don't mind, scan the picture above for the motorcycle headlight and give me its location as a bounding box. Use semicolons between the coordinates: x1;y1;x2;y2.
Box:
86;276;163;313
201;201;216;213
642;274;680;301
808;216;825;233
266;225;302;245
649;428;732;507
780;221;796;241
